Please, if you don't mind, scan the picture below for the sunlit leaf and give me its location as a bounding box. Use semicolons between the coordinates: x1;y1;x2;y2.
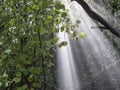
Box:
13;77;21;83
5;49;11;54
58;41;68;48
16;72;22;77
80;32;87;38
0;82;2;87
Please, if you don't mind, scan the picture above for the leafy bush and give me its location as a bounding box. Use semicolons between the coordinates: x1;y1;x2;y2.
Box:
0;0;69;89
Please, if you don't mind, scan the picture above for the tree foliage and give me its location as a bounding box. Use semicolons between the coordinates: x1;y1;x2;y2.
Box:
0;0;69;89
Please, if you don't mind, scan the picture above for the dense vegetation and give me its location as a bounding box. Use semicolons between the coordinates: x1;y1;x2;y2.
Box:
0;0;70;90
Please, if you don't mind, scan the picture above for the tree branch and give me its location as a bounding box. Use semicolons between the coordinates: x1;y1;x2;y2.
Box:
72;0;120;37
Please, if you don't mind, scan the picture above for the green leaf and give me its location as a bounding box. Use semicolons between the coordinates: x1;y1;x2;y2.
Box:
30;88;34;90
58;41;68;48
55;2;65;10
71;31;77;37
5;81;10;87
33;82;39;87
40;27;46;34
47;15;52;20
61;26;65;32
0;82;3;87
46;15;53;23
32;5;39;10
80;32;86;38
17;85;27;90
16;72;21;77
48;63;54;67
0;42;3;46
28;74;33;82
53;37;59;43
13;77;21;83
22;84;27;89
9;19;15;26
61;12;67;17
4;49;11;54
3;72;8;78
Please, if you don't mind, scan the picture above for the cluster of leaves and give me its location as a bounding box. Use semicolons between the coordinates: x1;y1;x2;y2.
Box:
0;0;70;90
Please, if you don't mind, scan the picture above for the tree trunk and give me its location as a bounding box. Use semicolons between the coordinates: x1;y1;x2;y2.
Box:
72;0;120;37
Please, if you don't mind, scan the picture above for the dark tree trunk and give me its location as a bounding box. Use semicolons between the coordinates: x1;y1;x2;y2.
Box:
72;0;120;37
